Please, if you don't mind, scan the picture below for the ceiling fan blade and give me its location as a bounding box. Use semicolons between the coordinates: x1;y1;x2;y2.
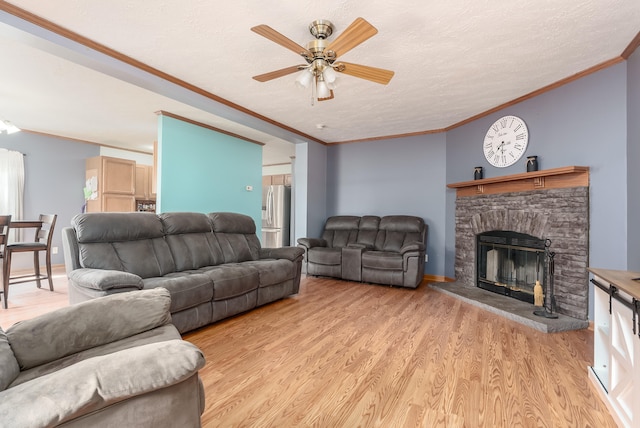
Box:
325;17;378;58
253;65;304;82
338;62;394;85
251;25;312;58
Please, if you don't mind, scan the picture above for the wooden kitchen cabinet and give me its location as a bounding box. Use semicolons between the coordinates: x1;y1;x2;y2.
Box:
85;156;136;212
262;174;292;186
135;164;155;200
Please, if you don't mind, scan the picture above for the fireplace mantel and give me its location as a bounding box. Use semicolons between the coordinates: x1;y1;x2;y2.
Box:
447;166;589;197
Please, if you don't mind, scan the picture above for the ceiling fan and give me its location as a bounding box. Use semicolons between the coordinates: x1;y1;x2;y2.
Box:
251;18;394;103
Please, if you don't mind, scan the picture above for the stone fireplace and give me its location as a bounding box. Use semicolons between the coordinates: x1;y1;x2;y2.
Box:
448;167;590;320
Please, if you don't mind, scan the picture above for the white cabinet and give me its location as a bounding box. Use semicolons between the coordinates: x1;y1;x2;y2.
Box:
588;268;640;428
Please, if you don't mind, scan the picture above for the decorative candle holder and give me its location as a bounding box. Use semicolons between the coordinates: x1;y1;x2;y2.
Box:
474;167;483;180
526;156;538;172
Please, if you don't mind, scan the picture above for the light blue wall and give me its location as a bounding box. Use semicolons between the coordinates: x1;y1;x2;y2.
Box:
0;132;99;268
445;62;628;318
326;134;447;276
445;63;628;277
322;61;630;297
157;115;262;228
628;48;640;271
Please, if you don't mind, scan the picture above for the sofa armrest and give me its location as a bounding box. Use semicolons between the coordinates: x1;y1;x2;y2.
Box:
400;242;425;254
68;268;144;291
0;340;205;428
61;226;81;275
259;246;305;261
347;243;372;250
296;237;327;249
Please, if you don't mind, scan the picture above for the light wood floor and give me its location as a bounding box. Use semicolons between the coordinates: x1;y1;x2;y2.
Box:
1;268;616;427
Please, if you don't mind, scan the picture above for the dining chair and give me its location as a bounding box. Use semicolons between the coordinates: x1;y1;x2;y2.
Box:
3;214;57;309
0;215;11;308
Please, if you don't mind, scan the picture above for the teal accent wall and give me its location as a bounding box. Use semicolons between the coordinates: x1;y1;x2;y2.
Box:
157;115;262;229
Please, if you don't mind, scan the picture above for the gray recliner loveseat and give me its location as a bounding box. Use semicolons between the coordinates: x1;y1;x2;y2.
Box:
62;211;304;333
297;215;427;288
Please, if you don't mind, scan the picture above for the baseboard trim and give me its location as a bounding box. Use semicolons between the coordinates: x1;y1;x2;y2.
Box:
423;274;455;283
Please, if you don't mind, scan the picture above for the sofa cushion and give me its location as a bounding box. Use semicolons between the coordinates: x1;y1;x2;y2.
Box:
6;288;173;370
356;216;381;248
321;216;360;248
243;259;293;287
204;265;259;301
362;251;404;270
0;327;19;391
160;212;224;271
208;213;261;262
142;273;213;313
308;247;342;266
73;213;175;278
374;216;425;252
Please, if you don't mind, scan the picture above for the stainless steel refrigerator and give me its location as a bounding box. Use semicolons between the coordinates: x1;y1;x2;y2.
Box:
262;184;291;248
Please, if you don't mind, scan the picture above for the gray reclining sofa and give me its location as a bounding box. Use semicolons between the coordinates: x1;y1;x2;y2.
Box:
297;215;427;288
62;211;304;333
0;288;205;427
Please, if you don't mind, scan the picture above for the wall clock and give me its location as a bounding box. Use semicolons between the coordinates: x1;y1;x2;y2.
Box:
483;115;529;168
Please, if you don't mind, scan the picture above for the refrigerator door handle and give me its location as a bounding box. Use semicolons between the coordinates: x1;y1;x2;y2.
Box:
266;186;274;226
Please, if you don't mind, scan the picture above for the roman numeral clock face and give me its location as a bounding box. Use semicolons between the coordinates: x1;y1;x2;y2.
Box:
483;115;529;168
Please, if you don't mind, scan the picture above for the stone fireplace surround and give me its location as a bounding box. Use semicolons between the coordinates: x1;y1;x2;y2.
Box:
449;168;589;320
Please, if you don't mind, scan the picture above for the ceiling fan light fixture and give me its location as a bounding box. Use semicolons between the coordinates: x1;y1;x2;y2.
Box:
316;76;331;99
295;68;313;89
323;66;337;84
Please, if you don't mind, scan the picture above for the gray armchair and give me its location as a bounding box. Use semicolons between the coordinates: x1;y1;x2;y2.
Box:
0;288;205;427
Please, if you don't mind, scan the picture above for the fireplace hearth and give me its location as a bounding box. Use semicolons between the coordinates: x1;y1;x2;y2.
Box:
476;231;548;304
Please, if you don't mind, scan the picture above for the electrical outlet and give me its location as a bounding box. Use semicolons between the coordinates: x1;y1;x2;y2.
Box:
52;246;59;255
424;254;428;262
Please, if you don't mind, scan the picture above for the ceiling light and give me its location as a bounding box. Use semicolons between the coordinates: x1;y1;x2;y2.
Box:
0;119;20;134
316;75;331;99
295;69;313;89
323;66;337;84
295;60;338;105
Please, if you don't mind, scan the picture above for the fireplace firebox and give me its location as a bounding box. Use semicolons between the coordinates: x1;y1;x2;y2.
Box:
476;231;548;304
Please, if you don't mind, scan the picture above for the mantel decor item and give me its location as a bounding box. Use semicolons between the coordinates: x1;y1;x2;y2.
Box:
474;166;483;180
526;155;539;172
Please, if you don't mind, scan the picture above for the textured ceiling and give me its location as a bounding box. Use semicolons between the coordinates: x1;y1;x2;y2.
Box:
0;1;638;164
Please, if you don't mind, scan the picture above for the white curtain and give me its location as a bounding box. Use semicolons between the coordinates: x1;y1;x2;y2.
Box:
0;148;25;242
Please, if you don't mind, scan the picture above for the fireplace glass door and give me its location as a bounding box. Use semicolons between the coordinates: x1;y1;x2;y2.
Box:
476;231;547;304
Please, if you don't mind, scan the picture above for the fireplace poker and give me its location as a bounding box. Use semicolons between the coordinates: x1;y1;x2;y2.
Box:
534;240;558;319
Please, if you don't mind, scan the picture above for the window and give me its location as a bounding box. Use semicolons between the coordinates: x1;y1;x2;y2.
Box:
0;148;25;241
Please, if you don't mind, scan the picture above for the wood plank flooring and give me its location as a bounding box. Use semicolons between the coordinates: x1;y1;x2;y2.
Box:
0;268;616;427
185;277;616;428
